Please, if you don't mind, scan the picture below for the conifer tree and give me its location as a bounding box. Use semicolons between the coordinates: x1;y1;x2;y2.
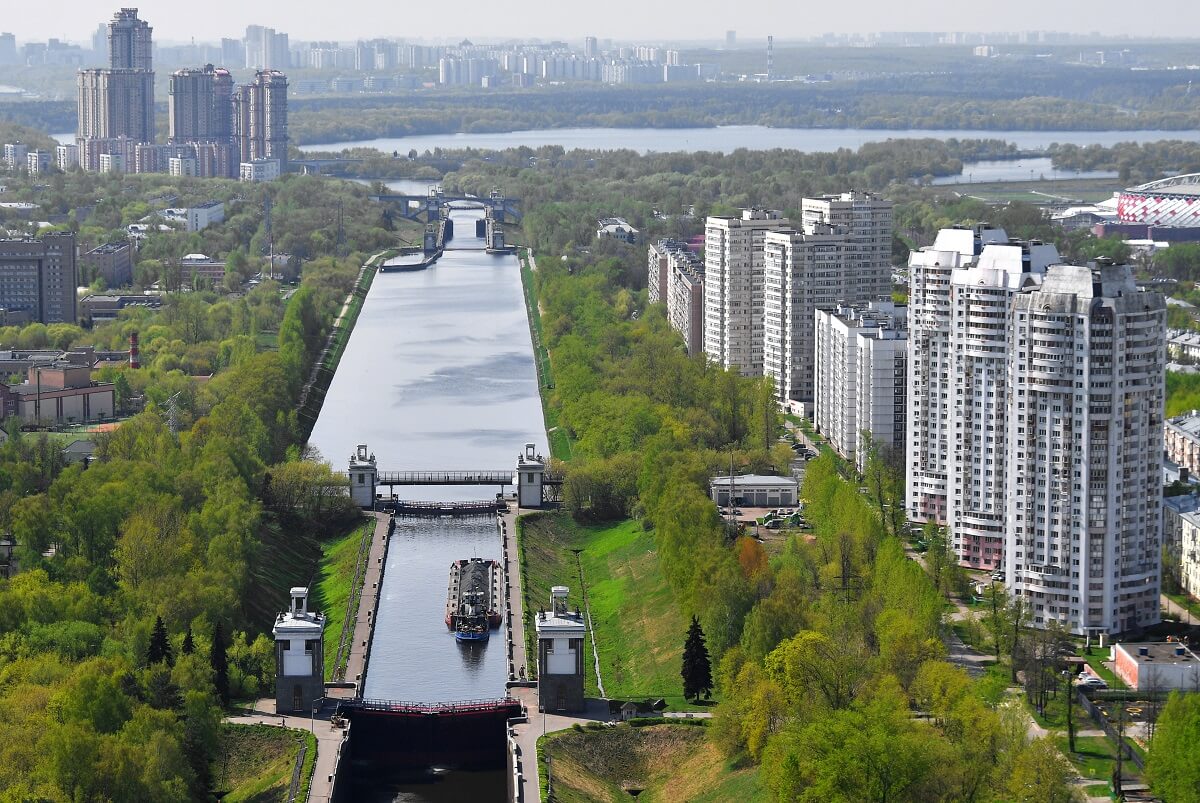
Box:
181;626;195;655
211;622;230;707
681;615;713;702
147;615;173;666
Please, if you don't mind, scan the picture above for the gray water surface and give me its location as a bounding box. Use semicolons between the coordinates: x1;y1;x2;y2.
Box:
309;209;545;703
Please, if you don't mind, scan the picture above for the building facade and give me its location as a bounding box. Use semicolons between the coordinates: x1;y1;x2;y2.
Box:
906;226;1010;528
703;209;789;377
947;239;1060;570
232;70;289;171
82;241;132;287
1166;411;1200;479
813;301;907;472
0;233;78;324
1005;263;1164;636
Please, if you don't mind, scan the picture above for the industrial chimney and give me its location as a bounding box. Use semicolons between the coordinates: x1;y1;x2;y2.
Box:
129;331;140;369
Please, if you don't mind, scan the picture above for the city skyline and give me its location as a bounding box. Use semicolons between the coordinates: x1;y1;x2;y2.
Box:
6;1;1200;44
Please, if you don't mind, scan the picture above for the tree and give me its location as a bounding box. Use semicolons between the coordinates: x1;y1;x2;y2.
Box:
181;627;194;656
147;615;173;666
682;615;713;702
1006;738;1074;803
211;622;230;707
1148;691;1200;803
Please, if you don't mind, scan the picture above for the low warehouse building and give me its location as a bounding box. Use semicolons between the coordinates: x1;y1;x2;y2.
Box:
709;474;798;507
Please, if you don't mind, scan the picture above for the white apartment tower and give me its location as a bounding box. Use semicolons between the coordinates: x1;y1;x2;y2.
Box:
813;301;907;472
802;192;894;302
762;192;893;406
762;224;847;405
947;238;1060;570
1006;262;1164;636
703;209;789;376
906;226;1010;527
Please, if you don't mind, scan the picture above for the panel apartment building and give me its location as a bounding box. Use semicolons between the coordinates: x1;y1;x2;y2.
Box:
762;192;894;407
813;301;907;472
1006;262;1164;635
648;239;705;356
703;209;789;377
0;233;78;324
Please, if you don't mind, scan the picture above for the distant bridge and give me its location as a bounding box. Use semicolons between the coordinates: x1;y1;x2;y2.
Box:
370;187;522;224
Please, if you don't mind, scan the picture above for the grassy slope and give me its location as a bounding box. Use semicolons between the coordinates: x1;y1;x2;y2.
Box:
542;724;766;803
313;519;373;678
518;512;697;707
244;518;323;634
213;724;308;803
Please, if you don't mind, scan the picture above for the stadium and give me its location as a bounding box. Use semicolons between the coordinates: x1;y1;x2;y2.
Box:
1118;174;1200;227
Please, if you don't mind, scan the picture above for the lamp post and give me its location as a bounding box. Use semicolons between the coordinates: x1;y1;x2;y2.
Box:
1062;669;1075;752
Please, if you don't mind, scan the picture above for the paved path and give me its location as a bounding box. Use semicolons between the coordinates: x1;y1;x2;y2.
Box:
500;506;528;681
226;699;348;803
340;512;391;694
509;687;614;803
1162;592;1198;625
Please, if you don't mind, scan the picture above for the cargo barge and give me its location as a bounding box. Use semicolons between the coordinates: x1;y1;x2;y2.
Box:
445;558;502;643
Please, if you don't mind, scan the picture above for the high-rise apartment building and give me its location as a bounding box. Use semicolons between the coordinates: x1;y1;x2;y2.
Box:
0;33;16;66
1006;262;1164;636
169;64;234;145
761;193;893;406
106;7;152;70
0;233;78;324
906;226;1010;528
77;8;155;150
584;36;599;59
703;209;789;377
946;238;1059;570
648;239;706;356
802;192;894;302
232;70;289;171
814;302;907;472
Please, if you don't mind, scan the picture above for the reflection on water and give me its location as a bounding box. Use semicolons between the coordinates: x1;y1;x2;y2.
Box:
309;209;544;800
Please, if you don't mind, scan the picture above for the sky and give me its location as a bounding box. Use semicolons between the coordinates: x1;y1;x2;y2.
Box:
9;0;1200;44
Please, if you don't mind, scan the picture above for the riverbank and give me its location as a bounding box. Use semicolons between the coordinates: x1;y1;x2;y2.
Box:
520;250;571;462
297;251;386;437
316;518;376;680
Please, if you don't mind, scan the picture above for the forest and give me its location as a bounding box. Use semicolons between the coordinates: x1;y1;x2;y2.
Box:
0;175;385;799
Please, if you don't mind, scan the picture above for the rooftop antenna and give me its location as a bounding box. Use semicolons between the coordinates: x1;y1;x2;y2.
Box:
164;390;182;435
766;35;774;81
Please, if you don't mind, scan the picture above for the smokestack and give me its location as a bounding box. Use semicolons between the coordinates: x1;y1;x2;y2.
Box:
129;331;140;369
767;35;774;81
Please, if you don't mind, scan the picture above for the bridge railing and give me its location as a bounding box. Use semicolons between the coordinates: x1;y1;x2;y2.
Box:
375;471;515;485
344;697;521;715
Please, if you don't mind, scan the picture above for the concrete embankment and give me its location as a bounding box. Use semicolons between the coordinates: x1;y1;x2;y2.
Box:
297;253;384;438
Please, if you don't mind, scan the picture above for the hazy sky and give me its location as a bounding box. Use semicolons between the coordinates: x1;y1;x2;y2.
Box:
11;1;1200;44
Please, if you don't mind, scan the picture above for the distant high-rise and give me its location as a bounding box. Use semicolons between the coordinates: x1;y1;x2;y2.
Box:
0;233;78;324
0;33;16;66
725;30;737;48
77;8;155;148
107;7;152;70
233;70;289;170
169;64;233;144
584;36;599;59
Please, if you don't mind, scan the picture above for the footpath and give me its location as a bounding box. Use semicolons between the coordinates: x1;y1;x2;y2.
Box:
223;511;392;803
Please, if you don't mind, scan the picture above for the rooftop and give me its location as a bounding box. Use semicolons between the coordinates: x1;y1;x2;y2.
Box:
710;474;799;489
1117;642;1200;664
1167;411;1200;438
1127;173;1200;198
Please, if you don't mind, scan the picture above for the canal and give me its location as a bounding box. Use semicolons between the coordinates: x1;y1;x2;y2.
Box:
308;204;546;801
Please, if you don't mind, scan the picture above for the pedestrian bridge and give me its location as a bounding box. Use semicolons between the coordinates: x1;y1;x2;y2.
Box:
375;470;514;486
345;443;561;509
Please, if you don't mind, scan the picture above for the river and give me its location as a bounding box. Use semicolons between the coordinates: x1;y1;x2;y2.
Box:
307;205;544;801
295;124;1200;184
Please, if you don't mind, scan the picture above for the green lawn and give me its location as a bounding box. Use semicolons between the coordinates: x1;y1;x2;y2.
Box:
518;512;702;708
213;724;312;803
313;519;373;679
1056;734;1119;782
1165;591;1200;622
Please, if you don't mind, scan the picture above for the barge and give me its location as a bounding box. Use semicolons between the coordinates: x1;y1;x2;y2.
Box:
445;558;502;642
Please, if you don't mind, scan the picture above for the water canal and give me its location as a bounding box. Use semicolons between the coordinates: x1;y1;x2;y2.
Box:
308;203;546;800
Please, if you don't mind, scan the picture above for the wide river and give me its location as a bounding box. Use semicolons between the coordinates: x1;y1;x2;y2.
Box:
297;124;1200;184
307;205;544;801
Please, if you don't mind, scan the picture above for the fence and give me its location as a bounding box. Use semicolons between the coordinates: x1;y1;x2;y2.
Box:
1076;689;1146;771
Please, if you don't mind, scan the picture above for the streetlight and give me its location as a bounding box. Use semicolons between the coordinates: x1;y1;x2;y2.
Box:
1062;669;1075;752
